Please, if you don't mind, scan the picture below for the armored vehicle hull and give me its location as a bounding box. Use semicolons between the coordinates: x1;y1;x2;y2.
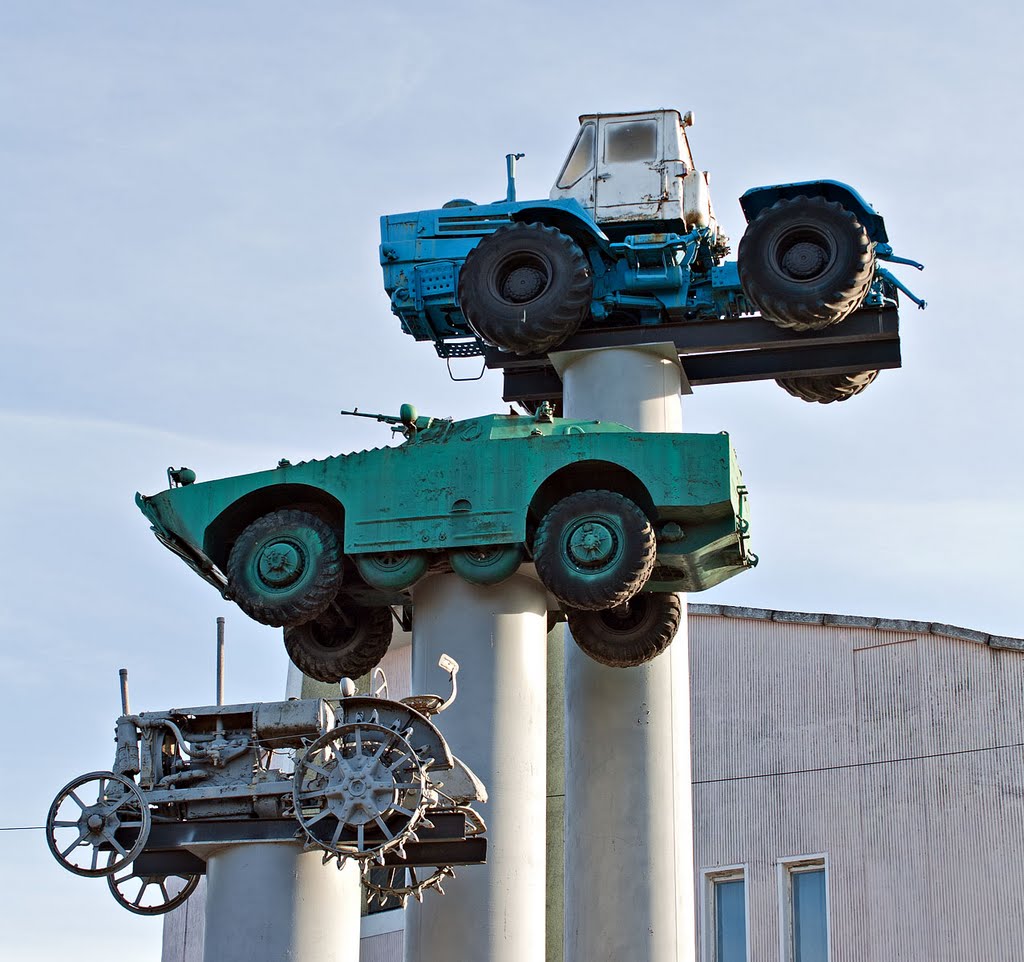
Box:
138;409;754;672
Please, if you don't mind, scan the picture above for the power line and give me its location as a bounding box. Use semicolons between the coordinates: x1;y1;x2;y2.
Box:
0;826;45;831
693;740;1024;785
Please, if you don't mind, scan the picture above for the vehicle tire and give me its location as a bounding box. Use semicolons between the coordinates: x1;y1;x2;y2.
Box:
738;195;875;331
227;509;343;628
353;551;429;590
776;369;879;403
284;603;394;683
458;222;592;355
534;489;656;611
567;592;682;668
449;543;525;586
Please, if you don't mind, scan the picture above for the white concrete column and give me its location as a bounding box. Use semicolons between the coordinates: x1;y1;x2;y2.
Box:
555;344;696;962
405;572;548;962
202;842;361;962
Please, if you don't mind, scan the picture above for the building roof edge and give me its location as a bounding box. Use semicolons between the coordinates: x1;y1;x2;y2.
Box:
688;604;1021;651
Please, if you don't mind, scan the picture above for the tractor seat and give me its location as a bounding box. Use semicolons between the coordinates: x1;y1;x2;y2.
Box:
400;694;446;716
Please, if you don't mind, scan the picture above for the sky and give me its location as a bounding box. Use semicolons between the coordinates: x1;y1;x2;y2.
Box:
1;1;1022;958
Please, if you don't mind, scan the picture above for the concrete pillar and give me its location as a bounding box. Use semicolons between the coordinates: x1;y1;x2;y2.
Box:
202;842;361;962
555;344;696;962
405;572;548;962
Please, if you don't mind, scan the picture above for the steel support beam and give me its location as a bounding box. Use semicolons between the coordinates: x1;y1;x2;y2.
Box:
557;345;695;962
490;308;901;407
405;573;548;962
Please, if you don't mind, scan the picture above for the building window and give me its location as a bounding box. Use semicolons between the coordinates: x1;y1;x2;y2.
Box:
779;856;829;962
704;867;748;962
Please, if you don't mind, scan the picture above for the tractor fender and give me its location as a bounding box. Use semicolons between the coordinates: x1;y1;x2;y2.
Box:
508;201;613;255
739;180;888;243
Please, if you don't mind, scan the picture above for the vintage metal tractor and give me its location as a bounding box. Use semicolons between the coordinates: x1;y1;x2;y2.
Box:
46;658;487;913
380;109;924;403
137;404;754;672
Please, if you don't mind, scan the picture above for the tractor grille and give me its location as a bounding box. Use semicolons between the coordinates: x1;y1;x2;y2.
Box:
436;214;511;234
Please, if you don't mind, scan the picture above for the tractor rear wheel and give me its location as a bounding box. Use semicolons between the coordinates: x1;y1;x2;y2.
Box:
458;222;592;355
227;509;344;628
567;592;681;668
534;489;656;611
776;369;879;403
738;195;875;331
284;603;394;683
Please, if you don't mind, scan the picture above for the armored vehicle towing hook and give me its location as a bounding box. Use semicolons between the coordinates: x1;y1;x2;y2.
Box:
137;408;755;674
340;403;448;439
380;108;925;405
46;660;488;915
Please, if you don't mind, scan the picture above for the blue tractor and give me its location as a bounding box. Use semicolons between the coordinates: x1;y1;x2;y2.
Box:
380;110;924;403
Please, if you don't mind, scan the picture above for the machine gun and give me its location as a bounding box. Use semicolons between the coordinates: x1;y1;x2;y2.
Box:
340;402;448;438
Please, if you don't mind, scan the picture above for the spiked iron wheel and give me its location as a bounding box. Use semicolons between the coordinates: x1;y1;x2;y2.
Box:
46;771;151;878
292;721;429;863
107;861;200;915
365;863;456;909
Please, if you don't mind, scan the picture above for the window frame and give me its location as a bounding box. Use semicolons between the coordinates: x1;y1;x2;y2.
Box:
701;863;750;962
776;853;831;962
555;122;596;189
601;117;659;165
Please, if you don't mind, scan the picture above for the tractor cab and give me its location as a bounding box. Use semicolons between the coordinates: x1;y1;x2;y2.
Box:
549;109;719;236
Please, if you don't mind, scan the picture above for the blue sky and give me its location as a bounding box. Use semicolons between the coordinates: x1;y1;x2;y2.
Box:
2;2;1021;957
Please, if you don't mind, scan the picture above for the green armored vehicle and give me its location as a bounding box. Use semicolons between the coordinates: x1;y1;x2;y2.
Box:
137;405;754;675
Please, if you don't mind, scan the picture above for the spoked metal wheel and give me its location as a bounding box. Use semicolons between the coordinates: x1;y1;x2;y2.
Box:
46;771;151;878
365;863;455;908
107;861;200;915
292;722;429;863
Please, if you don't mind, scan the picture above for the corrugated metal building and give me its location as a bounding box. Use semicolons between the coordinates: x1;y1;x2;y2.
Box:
164;605;1024;961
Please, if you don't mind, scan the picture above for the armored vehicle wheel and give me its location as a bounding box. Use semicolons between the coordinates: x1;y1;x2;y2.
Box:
354;551;429;591
293;722;428;862
458;222;592;355
227;509;343;628
449;543;524;586
776;369;879;403
738;195;875;331
107;863;200;915
46;771;151;878
534;489;656;611
567;592;681;668
284;603;394;683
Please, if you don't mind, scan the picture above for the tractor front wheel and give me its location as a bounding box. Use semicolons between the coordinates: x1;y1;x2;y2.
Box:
776;369;879;403
458;222;592;355
738;195;875;331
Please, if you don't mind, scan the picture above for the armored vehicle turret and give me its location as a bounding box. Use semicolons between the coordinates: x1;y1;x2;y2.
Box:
137;405;755;672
